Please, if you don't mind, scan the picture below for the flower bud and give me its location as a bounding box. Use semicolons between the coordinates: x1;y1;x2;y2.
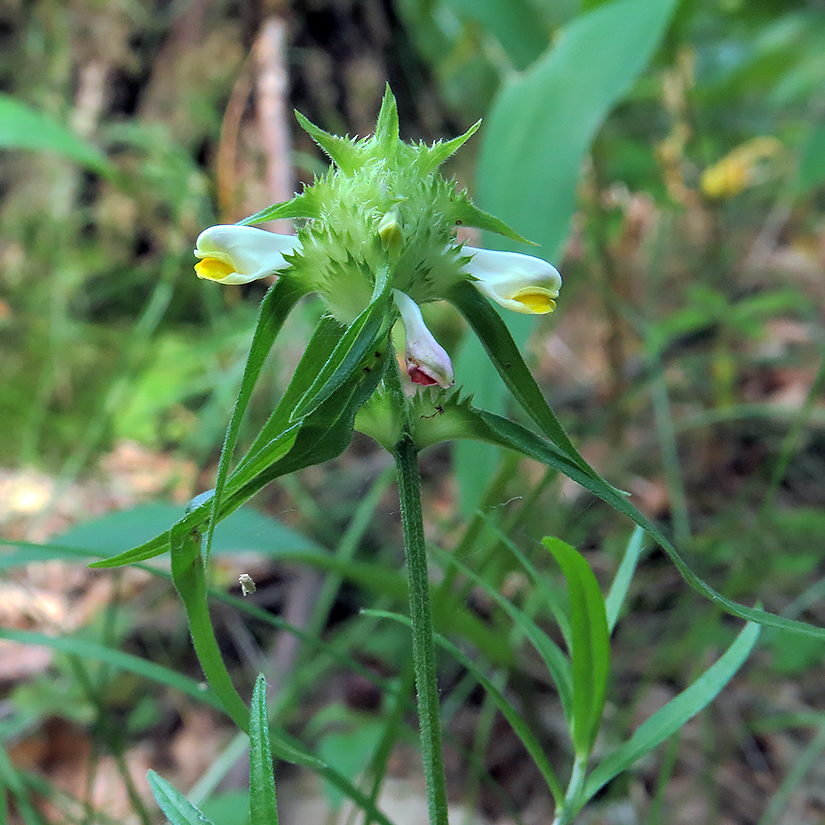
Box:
393;289;454;388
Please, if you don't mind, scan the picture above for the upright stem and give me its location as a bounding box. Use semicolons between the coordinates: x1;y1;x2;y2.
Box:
394;430;450;825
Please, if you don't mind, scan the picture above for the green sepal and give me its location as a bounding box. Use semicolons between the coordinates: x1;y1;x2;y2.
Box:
239;191;319;225
417;120;481;175
446;192;536;245
374;84;400;153
295;110;362;174
353;387;404;452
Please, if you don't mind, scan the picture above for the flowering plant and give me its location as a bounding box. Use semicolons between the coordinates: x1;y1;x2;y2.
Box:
93;88;815;825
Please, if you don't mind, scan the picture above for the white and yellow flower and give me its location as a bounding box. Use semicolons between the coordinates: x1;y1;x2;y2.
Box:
460;246;561;315
194;225;300;284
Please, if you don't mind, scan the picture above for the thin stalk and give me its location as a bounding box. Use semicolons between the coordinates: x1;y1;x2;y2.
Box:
393;430;450;825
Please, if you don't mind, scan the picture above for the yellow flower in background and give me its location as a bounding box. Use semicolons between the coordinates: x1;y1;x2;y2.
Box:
700;136;782;200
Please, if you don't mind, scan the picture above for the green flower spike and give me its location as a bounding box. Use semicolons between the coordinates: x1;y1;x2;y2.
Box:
193;86;561;385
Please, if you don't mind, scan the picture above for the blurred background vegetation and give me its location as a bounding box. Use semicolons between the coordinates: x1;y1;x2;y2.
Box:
2;0;825;823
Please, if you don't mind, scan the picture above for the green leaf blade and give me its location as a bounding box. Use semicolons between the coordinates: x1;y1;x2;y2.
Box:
249;675;279;825
582;621;761;806
543;538;610;758
148;770;215;825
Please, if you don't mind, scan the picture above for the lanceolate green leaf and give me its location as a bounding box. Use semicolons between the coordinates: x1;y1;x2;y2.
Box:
289;277;392;422
477;0;680;259
543;538;610;758
205;275;308;562
148;771;215;825
90;341;386;569
581;621;761;807
249;675;279;825
457;0;680;511
440;401;825;640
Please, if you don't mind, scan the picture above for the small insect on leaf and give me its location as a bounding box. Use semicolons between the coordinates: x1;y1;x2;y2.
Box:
239;573;257;596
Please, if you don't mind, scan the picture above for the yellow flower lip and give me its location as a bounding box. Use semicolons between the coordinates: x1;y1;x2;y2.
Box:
512;288;558;315
195;258;236;282
193;225;301;285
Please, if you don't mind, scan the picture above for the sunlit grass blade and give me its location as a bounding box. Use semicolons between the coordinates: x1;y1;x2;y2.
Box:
605;527;645;634
488;523;572;649
365;608;565;807
0;628;225;712
581;620;761;807
204;275;308;562
249;675;279;825
0;93;111;175
542;538;609;759
431;546;573;719
148;770;215;825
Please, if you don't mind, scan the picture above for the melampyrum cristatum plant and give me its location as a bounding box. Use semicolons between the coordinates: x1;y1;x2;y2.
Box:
91;87;818;825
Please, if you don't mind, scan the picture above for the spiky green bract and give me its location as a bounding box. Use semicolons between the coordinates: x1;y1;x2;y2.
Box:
243;86;530;325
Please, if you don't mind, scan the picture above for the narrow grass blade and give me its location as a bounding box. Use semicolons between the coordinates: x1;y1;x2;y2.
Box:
0;629;225;712
148;771;214;825
288;276;391;422
249;675;279;825
365;608;565;806
582;620;761;805
431;546;573;718
605;527;645;634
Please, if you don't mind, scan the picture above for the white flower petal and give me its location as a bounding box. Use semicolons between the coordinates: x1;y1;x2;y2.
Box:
393;289;454;388
461;246;561;314
194;225;301;284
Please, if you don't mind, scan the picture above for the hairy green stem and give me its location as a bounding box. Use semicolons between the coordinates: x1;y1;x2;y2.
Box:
394;431;450;825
